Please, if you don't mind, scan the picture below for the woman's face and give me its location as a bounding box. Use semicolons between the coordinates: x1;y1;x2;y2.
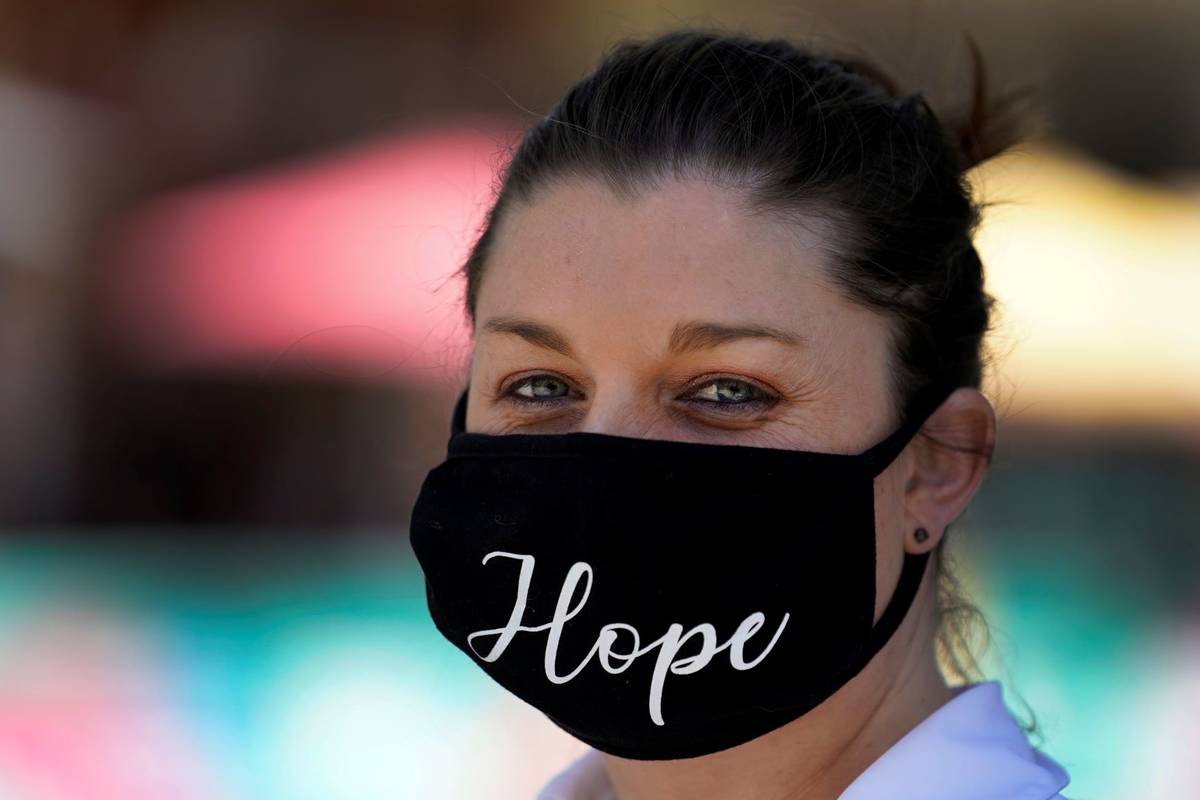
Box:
468;177;896;448
467;176;917;621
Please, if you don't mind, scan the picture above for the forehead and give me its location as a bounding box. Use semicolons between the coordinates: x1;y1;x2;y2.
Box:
477;176;875;346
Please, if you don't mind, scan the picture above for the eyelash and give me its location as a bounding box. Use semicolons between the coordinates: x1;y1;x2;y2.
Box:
499;373;777;416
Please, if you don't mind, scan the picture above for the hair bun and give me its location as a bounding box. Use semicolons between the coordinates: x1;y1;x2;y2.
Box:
950;31;1044;172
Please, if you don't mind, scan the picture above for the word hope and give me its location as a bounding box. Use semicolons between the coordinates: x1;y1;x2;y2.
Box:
466;551;790;726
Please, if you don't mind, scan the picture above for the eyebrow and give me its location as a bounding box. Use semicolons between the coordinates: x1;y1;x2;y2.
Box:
481;316;577;357
479;316;804;357
667;319;804;354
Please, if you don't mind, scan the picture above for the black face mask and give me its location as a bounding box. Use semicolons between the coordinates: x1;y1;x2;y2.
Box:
409;381;955;761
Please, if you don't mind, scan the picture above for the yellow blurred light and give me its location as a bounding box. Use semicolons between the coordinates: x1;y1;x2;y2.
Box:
969;140;1200;429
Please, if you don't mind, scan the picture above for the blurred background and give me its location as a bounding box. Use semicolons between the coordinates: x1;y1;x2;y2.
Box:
0;1;1197;798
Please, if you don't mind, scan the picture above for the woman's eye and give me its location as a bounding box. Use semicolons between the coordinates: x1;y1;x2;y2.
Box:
504;374;573;406
691;379;763;407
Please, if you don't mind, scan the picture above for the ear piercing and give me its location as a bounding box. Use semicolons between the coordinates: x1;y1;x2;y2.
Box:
914;527;929;544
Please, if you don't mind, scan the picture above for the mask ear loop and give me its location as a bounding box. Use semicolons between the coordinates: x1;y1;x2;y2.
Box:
857;382;959;478
859;537;932;662
450;383;470;436
853;382;958;659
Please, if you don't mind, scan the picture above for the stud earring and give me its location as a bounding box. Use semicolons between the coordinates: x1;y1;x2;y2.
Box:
914;527;929;544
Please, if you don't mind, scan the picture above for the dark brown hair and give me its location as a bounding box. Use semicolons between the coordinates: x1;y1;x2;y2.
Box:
457;27;1042;726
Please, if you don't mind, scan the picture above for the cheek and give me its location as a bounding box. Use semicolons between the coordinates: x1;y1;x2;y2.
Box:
871;466;908;624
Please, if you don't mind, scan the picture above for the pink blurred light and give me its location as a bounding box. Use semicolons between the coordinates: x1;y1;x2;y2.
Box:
100;119;514;383
0;700;224;800
0;606;227;800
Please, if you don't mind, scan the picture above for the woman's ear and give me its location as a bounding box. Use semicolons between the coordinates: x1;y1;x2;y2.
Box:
902;387;996;554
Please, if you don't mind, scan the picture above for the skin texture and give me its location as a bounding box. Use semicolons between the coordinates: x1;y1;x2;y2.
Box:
465;176;996;800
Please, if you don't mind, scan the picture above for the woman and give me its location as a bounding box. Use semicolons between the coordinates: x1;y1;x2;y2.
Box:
409;29;1072;800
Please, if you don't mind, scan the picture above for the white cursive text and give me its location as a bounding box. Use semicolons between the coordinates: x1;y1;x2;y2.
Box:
466;551;790;726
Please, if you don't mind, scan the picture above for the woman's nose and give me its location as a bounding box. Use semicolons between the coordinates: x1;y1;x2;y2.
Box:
576;391;659;440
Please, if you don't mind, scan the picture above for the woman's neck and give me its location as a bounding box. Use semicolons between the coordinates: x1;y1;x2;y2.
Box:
599;583;958;800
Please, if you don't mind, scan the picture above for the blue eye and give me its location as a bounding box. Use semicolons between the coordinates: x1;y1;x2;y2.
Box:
504;374;573;406
680;377;777;418
687;378;763;404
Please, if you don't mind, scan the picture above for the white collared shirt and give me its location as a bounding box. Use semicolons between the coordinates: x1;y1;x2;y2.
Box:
535;681;1072;800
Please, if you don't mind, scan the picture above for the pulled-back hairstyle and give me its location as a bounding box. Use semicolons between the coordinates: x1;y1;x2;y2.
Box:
457;27;1041;728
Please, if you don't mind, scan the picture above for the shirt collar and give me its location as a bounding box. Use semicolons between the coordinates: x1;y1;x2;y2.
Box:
837;680;1070;800
535;681;1071;800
